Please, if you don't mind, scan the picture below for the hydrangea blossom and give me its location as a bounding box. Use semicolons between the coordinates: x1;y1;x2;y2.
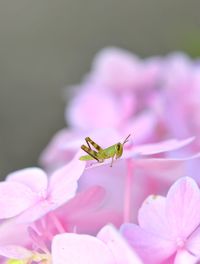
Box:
121;177;200;264
1;47;200;264
0;154;86;222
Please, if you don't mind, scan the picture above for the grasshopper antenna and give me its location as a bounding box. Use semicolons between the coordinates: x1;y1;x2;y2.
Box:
123;134;131;145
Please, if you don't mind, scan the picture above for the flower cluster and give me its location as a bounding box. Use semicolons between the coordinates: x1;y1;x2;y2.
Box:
1;47;200;263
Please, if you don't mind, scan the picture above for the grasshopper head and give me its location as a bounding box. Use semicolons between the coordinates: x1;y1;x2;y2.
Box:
115;143;123;159
115;134;131;159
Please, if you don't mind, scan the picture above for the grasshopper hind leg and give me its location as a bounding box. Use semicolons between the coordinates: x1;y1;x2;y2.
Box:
85;137;103;152
81;145;100;162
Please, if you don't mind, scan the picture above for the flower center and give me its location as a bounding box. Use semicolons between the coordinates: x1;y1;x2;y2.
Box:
176;237;185;249
38;188;48;199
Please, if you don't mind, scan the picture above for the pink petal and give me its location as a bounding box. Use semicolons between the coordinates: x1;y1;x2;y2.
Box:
138;195;171;239
81;159;126;213
121;223;176;264
132;155;200;182
133;137;194;156
91;47;141;90
0;245;32;259
48;154;86;207
174;250;199;264
57;186;106;215
70;209;122;235
186;226;200;257
39;128;82;171
98;225;143;264
55;186;116;234
0;182;37;219
14;155;86;223
52;233;114;264
123;111;157;144
6;168;48;193
14;200;54;223
166;177;200;239
0;220;29;246
67;86;121;129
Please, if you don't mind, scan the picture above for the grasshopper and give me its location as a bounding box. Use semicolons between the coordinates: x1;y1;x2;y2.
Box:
79;134;131;167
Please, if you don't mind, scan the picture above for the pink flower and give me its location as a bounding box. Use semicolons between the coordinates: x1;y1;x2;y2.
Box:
0;186;109;262
90;47;143;91
0;154;85;222
121;177;200;264
153;53;200;148
62;48;162;144
90;47;161;92
66;84;136;130
52;225;143;264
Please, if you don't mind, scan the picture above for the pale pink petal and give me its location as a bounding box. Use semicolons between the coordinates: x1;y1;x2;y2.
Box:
121;224;176;264
98;225;143;264
166;177;200;239
133;137;194;156
10;154;86;223
119;92;137;120
123;111;157;144
174;250;199;264
81;159;126;213
88;153;199;189
14;200;54;223
0;245;32;259
67;86;121;129
55;186;113;234
69;209;122;235
39;128;82;170
186;226;200;257
16;167;91;223
131;155;200;182
52;233;114;264
141;57;162;88
53;184;121;235
0;220;29;246
91;47;142;90
57;186;106;215
48;154;86;207
6;168;48;193
138;195;171;239
0;182;37;219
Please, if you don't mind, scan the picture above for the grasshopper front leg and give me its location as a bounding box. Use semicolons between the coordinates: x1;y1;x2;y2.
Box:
110;156;114;167
110;154;117;167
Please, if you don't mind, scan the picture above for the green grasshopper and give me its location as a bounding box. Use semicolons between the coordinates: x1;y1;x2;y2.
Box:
79;134;131;167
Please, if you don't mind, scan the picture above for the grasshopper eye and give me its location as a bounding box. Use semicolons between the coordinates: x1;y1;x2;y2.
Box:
115;143;123;158
116;143;121;151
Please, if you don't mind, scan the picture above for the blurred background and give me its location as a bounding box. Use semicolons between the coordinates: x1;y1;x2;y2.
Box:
0;0;200;178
